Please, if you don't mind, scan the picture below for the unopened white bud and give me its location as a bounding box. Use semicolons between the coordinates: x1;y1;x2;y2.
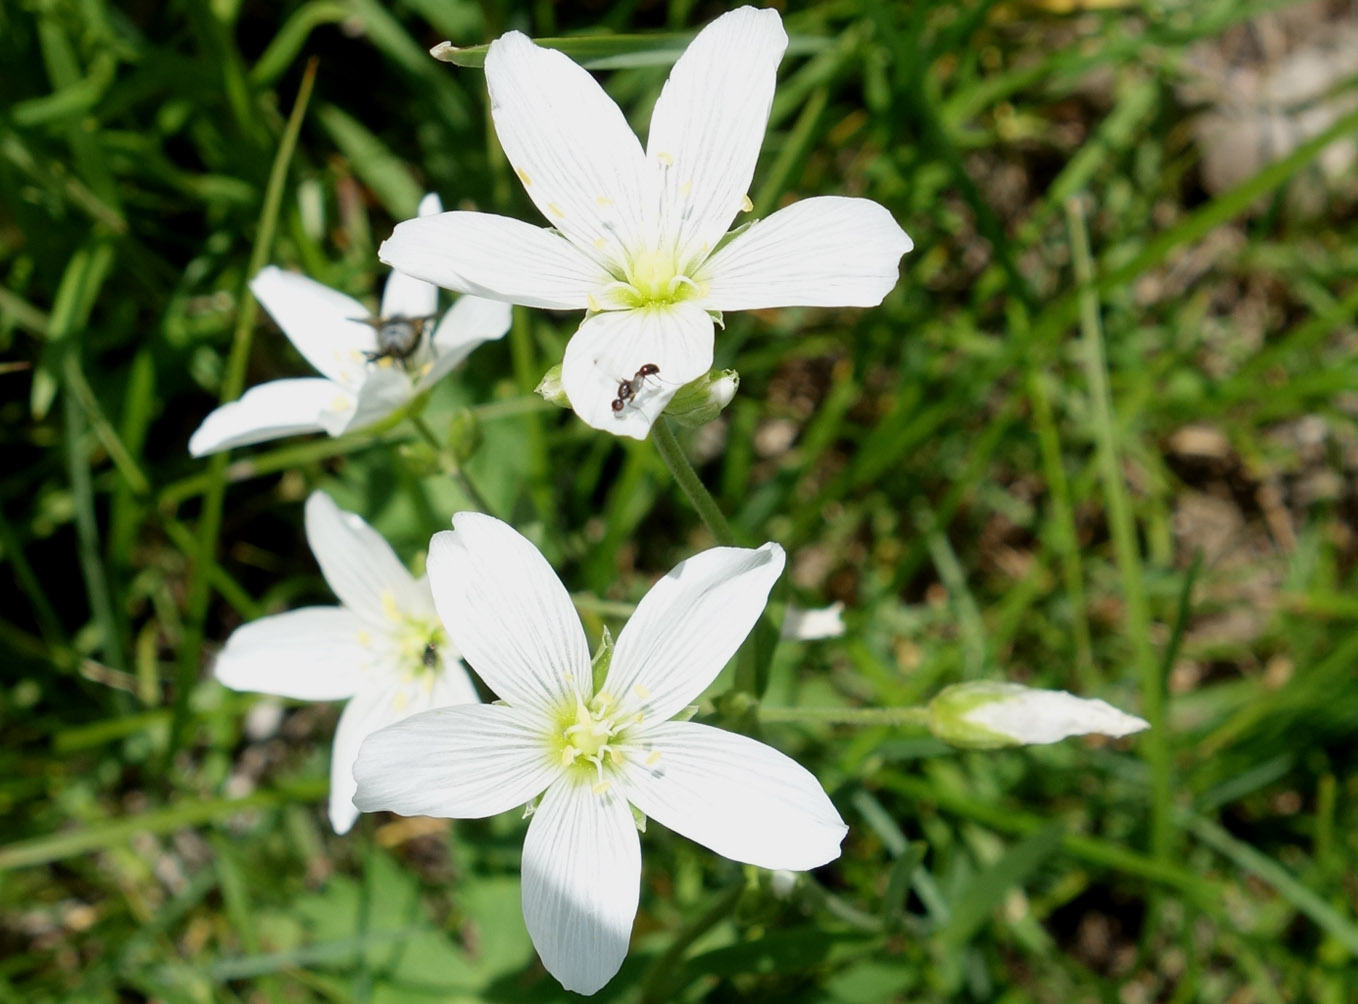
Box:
928;682;1148;749
664;369;739;427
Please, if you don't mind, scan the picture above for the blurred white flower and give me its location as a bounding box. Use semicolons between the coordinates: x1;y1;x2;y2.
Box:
353;513;845;995
189;194;512;456
781;601;846;641
928;681;1148;750
213;491;479;833
379;7;912;440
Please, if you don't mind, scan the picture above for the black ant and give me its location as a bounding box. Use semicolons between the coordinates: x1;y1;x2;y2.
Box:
355;314;438;369
611;364;660;415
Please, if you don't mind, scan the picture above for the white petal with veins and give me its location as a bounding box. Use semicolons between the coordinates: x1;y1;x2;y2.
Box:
560;302;714;440
700;196;913;310
188;378;342;456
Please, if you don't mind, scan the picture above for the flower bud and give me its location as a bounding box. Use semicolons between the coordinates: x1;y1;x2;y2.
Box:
927;682;1148;749
664;368;739;427
535;365;571;408
446;408;482;463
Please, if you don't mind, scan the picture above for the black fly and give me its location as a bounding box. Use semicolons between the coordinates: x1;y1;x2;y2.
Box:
422;641;439;669
357;314;437;369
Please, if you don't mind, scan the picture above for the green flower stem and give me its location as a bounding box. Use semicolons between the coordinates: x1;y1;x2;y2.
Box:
650;417;735;546
757;705;932;729
409;414;495;517
639;880;745;1004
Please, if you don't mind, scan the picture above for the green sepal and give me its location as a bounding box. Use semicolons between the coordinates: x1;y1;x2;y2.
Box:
926;682;1023;750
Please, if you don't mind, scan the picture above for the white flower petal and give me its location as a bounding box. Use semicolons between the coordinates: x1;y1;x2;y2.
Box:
521;780;640;996
486;31;647;271
381;196;443;318
560;302;714;440
188;378;342;456
415;295;514;393
426;652;481;709
379;211;610;310
606;542;785;722
621;720;846;871
332;655;481;834
964;685;1150;745
379;268;439;323
426;514;591;713
303;491;427;624
250;266;375;386
329;680;406;834
699;196;912;310
352;703;560;818
645;6;787;270
328;365;411;435
213;606;367;700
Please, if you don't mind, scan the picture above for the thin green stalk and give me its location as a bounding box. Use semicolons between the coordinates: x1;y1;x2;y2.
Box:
409;413;496;516
175;60;317;750
639;882;744;1004
508;309;560;551
758;705;931;728
650;418;735;546
0;779;328;871
1066;197;1170;867
1012;301;1094;685
65;390;127;675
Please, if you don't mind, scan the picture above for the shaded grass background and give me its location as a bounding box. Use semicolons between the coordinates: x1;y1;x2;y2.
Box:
3;0;1358;1001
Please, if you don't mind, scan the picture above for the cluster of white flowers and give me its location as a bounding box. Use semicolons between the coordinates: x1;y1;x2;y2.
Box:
201;7;1148;995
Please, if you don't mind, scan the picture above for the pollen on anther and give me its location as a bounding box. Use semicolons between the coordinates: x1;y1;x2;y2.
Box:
355;629;372;647
679;180;692;197
330;395;351;412
547;202;565;218
592;780;611;795
740;193;754;212
380;592;401;622
516;167;533;187
596;196;612;207
594;237;607;249
586;293;602;312
645;750;662;766
656;152;674;167
633;683;651;699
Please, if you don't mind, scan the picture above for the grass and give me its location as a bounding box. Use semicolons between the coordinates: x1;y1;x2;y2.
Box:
3;0;1358;1001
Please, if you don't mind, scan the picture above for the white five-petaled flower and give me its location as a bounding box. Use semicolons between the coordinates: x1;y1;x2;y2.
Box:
352;514;847;995
379;7;913;440
189;194;513;456
213;491;479;833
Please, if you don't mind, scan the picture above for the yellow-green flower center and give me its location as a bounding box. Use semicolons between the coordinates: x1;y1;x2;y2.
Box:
380;593;447;678
553;693;636;788
615;248;704;308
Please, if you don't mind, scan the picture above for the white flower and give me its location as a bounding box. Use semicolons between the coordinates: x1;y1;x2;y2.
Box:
189;194;512;457
352;514;846;995
212;491;479;833
378;7;912;440
780;601;846;641
928;681;1149;749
